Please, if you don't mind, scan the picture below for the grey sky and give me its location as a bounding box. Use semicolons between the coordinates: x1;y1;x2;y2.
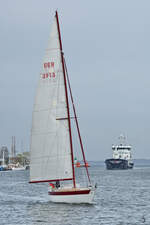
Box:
0;0;150;160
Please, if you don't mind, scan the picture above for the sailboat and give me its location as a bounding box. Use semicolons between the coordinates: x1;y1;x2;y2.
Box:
0;151;6;171
29;11;96;204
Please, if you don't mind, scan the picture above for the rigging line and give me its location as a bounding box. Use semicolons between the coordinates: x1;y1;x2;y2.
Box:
63;57;91;184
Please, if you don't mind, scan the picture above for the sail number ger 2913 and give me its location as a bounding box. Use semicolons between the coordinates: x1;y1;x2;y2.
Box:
41;61;56;79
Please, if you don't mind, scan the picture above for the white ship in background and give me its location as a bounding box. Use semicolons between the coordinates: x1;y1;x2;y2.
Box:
105;135;134;170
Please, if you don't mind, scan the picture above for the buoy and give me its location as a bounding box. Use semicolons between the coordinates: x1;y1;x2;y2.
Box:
76;162;81;167
85;162;89;167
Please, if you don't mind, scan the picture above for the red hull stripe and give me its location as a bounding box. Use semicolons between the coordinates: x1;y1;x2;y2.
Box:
48;189;90;196
29;178;73;183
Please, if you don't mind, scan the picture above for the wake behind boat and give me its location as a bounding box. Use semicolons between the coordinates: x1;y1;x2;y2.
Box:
29;11;96;204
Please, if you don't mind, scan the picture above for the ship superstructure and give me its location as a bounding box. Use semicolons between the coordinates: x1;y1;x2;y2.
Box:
105;135;134;170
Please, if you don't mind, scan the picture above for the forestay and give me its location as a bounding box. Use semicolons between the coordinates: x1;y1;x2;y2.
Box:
30;16;73;183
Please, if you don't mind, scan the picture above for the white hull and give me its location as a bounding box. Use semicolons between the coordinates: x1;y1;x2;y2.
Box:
48;187;95;204
12;167;26;171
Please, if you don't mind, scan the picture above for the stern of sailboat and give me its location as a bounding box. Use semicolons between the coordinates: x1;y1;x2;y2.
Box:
48;186;95;204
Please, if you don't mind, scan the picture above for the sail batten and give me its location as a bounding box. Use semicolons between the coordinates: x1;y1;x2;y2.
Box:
30;15;73;183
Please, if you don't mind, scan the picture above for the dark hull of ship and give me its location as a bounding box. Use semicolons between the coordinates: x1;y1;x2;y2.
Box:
105;158;134;170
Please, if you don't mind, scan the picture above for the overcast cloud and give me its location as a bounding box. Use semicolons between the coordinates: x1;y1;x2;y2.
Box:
0;0;150;160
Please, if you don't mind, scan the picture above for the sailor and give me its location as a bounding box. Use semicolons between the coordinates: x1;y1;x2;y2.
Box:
56;180;60;188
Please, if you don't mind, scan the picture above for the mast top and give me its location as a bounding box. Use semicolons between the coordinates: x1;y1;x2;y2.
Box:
55;10;63;51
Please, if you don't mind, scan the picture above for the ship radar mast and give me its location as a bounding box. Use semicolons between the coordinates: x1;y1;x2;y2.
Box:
118;134;126;145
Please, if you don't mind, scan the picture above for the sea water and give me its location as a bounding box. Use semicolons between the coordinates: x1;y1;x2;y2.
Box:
0;165;150;225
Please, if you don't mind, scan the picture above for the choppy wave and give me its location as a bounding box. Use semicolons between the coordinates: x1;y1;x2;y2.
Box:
0;167;150;224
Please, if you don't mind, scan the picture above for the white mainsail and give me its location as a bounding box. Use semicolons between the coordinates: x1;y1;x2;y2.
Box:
30;16;73;183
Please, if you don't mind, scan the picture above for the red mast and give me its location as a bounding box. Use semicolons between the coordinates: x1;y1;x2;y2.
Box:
55;11;76;188
64;58;91;184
